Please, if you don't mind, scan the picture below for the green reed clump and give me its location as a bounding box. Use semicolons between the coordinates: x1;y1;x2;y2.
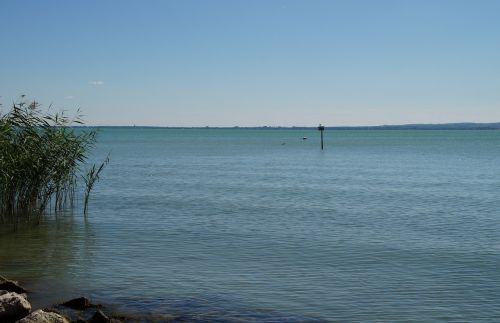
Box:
0;97;106;217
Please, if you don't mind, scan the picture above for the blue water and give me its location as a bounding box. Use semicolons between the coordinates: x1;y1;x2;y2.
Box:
1;129;500;321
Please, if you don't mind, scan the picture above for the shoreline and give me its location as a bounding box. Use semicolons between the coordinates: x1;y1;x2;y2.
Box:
1;275;323;323
0;275;178;323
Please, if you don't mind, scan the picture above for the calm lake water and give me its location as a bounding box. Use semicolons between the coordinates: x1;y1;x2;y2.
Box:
1;129;500;321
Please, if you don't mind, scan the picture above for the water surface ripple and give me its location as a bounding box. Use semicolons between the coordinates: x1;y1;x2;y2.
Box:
1;129;500;321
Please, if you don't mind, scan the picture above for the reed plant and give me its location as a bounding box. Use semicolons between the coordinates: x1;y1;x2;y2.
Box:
0;96;107;218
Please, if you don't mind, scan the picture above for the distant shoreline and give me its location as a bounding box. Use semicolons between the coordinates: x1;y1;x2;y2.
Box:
76;122;500;131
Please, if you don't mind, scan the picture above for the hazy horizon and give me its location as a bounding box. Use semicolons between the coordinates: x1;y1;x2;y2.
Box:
75;121;500;128
1;0;499;126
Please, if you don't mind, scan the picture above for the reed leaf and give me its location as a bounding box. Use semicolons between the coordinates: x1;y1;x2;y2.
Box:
0;97;108;218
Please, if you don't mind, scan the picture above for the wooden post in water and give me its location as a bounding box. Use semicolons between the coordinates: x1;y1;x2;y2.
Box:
318;124;325;150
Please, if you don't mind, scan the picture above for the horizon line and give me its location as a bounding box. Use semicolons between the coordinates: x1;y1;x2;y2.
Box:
76;121;500;130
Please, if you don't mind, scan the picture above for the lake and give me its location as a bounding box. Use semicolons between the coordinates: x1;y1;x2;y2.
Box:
1;129;500;321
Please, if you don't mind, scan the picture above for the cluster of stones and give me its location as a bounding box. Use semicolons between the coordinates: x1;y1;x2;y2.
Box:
0;276;115;323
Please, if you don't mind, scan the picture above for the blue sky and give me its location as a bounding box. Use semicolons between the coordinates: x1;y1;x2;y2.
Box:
1;0;499;126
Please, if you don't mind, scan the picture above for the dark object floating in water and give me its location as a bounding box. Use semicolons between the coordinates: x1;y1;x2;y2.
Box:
302;137;307;140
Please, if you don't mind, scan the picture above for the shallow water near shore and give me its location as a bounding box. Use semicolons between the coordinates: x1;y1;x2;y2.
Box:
2;129;500;321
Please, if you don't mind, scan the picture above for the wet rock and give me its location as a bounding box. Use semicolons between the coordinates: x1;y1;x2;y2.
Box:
88;309;109;323
0;290;31;322
0;276;28;294
61;297;94;310
16;309;70;323
49;305;99;322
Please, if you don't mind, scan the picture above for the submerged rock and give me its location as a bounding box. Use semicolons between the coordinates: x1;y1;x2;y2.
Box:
57;297;114;322
0;276;28;294
61;297;94;310
0;290;31;322
16;309;70;323
88;309;109;323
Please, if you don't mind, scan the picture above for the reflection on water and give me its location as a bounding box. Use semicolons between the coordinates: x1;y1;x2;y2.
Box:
0;213;96;308
0;214;323;322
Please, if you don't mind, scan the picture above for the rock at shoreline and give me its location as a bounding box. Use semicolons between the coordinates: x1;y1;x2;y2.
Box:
0;276;28;294
88;309;110;323
0;290;31;322
61;297;95;310
16;309;70;323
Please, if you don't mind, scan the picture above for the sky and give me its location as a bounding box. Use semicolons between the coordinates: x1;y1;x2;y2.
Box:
1;0;499;126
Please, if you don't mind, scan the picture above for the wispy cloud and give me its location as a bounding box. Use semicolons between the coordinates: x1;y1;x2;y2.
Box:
89;80;104;86
65;95;75;100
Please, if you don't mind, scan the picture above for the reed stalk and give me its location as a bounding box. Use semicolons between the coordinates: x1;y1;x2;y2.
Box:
0;97;107;217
